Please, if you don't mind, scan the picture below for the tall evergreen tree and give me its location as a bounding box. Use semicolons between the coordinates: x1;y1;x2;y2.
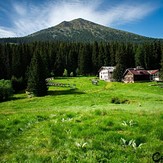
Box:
160;52;163;80
0;44;4;79
92;41;99;74
113;43;127;81
98;42;105;67
11;45;23;78
54;43;65;76
103;43;110;66
109;42;116;66
143;43;151;69
153;41;162;69
113;63;124;82
27;51;47;96
78;44;92;75
67;47;78;76
135;45;145;68
126;43;135;68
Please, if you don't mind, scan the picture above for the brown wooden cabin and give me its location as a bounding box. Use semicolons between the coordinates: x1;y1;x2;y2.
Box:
123;68;150;83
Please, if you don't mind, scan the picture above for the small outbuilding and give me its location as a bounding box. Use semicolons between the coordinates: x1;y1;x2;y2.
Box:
123;68;150;83
99;66;115;81
147;70;159;81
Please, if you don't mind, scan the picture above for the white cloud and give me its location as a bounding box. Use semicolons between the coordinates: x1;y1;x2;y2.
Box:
0;0;159;37
101;3;158;26
0;27;16;37
13;3;27;16
47;0;101;26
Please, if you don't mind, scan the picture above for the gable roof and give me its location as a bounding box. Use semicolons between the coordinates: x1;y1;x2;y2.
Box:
147;70;159;75
123;68;150;77
98;66;115;72
129;69;149;75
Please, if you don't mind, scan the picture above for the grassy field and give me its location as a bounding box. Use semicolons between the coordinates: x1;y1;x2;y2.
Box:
0;77;163;162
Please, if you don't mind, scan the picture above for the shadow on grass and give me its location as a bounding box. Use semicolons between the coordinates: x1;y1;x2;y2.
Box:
0;95;26;103
11;95;26;101
48;88;85;96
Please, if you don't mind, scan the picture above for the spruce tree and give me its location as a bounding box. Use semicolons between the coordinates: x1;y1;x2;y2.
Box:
67;47;78;76
79;44;91;75
113;43;126;82
109;43;116;66
54;43;65;76
103;43;110;66
113;63;125;82
92;41;99;74
27;52;47;96
153;41;162;69
160;53;163;80
98;42;105;67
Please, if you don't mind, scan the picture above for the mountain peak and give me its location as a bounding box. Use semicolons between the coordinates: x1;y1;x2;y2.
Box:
71;18;93;24
56;18;97;29
1;18;158;43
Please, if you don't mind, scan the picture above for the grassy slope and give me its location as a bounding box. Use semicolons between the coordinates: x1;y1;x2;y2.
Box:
0;77;163;162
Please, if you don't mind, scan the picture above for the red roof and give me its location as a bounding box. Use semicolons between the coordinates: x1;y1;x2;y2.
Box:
129;69;149;75
123;68;150;77
147;70;159;75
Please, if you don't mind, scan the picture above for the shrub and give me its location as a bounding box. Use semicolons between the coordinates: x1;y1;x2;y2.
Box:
0;79;13;101
70;72;74;77
111;97;129;104
111;97;121;104
63;69;68;77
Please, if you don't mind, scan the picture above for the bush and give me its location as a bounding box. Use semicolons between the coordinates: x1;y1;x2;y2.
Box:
111;97;121;104
70;72;74;77
0;79;13;101
111;97;128;104
63;69;68;77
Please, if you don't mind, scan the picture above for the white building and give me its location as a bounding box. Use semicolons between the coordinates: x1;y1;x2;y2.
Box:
147;70;160;81
99;66;115;81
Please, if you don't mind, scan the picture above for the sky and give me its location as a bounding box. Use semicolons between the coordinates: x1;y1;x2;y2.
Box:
0;0;163;38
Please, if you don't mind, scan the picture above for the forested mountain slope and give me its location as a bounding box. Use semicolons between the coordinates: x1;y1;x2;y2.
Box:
0;18;161;43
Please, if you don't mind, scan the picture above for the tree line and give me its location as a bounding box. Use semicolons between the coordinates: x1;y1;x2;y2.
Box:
0;41;163;96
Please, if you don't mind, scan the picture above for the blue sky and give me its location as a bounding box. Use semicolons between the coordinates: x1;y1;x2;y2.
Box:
0;0;163;38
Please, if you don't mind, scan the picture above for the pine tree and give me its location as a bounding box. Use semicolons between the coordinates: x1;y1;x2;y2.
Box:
67;46;78;76
160;52;163;80
103;43;110;66
109;42;116;66
27;52;47;96
2;44;12;79
54;43;65;76
126;43;135;68
11;45;22;78
135;45;145;68
113;63;124;82
98;42;105;67
92;41;99;74
0;44;4;79
153;41;162;69
78;44;92;75
113;43;126;82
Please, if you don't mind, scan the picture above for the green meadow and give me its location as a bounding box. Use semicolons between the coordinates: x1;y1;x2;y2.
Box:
0;77;163;162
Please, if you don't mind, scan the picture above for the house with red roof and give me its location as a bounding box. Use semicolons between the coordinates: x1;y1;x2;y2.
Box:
123;67;150;83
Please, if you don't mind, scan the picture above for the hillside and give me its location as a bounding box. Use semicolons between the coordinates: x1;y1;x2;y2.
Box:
0;18;161;43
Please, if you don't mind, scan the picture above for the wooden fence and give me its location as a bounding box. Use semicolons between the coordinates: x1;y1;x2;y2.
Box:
47;82;76;89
